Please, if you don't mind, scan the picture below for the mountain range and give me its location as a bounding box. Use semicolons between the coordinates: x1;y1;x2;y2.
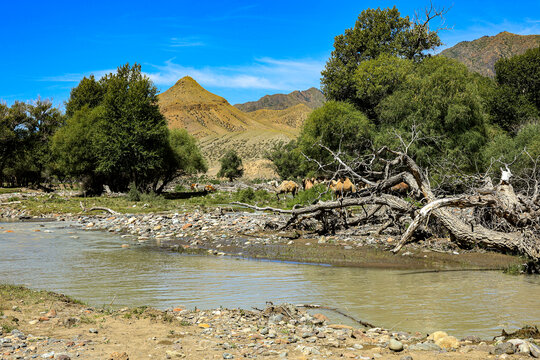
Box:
234;87;325;112
440;31;540;77
158;32;540;178
158;77;321;177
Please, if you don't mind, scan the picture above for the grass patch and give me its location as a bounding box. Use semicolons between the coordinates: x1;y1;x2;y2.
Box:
0;188;21;195
0;284;84;306
503;263;526;275
1;323;16;333
79;315;97;324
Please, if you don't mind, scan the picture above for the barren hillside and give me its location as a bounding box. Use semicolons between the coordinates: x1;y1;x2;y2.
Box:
158;77;310;178
439;31;540;77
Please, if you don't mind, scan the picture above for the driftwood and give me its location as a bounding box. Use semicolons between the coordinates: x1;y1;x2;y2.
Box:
296;304;375;328
79;201;120;215
234;145;540;263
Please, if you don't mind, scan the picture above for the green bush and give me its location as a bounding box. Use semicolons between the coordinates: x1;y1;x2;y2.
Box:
127;182;141;202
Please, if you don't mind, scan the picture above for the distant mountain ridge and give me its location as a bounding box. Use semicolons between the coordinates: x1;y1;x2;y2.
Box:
234;87;325;112
439;31;540;78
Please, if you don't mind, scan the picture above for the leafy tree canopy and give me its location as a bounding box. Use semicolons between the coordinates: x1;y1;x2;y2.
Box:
321;6;442;104
377;56;488;171
297;101;373;174
53;63;206;194
1;99;63;187
265;140;305;180
217;150;244;181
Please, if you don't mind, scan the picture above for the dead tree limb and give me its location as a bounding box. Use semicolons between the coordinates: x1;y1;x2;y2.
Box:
79;201;120;215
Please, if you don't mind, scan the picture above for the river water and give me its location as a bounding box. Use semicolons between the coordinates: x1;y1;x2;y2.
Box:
1;220;539;338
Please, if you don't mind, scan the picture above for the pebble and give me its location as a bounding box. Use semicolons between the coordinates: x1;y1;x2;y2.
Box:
222;353;234;359
389;338;404;352
88;328;98;334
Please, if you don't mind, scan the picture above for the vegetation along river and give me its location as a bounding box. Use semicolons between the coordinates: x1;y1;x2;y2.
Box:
1;220;539;339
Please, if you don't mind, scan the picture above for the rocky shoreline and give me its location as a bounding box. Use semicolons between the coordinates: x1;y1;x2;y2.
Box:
1;285;539;360
1;202;523;270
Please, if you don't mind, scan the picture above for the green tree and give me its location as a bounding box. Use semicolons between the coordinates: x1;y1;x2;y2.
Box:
321;6;442;104
50;106;103;193
265;140;306;180
0;100;63;187
488;46;540;131
217;150;244;181
53;63;207;194
297;101;373;173
377;56;488;171
495;46;540;110
353;54;414;120
154;129;207;192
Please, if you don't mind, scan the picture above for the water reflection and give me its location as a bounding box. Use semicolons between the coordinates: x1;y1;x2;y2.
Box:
1;221;539;338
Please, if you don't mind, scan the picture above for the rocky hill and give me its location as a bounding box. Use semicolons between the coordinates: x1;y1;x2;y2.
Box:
234;87;324;112
158;77;312;178
439;31;540;77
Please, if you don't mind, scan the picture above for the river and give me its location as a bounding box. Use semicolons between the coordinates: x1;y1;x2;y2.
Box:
1;220;539;338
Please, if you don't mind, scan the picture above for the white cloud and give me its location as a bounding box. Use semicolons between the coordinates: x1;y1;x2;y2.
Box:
168;37;205;48
146;57;325;91
39;57;325;95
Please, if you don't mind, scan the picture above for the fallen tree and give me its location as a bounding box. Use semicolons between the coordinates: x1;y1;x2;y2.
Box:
235;146;540;264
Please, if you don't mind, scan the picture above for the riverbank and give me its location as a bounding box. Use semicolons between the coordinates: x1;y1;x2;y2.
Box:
1;284;538;359
0;189;526;270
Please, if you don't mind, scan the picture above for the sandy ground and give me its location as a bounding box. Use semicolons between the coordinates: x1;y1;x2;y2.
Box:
1;286;537;360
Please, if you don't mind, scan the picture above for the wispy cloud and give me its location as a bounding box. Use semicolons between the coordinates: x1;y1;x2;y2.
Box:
146;57;325;91
168;37;205;48
39;56;325;95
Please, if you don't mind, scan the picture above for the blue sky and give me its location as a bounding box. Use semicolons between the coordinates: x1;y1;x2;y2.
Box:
1;0;540;109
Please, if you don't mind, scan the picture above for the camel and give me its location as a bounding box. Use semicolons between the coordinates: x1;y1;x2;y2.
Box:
390;182;409;194
274;180;299;200
302;177;317;190
329;177;356;198
204;184;216;192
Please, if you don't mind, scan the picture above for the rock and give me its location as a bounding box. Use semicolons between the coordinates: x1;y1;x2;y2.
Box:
435;335;459;350
389;338;404;352
54;355;71;360
400;356;413;360
408;342;442;351
41;352;55;358
88;328;98;334
198;323;211;328
165;350;185;358
28;319;39;325
222;353;234;359
182;223;192;230
491;342;515;355
427;331;448;342
518;342;530;354
45;309;57;318
108;352;129;360
268;314;284;323
461;335;481;343
312;313;329;324
530;342;540;358
121;244;130;248
260;327;269;335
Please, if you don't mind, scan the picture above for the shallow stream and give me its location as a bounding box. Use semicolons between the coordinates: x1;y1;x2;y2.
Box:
1;220;539;338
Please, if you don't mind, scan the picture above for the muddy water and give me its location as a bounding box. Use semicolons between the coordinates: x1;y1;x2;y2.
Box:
1;221;539;338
